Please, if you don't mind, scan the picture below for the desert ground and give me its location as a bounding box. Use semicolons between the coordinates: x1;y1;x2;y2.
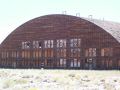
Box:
0;69;120;90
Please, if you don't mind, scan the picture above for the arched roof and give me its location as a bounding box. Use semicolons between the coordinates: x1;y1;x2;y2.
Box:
24;14;120;43
1;14;120;46
83;17;120;43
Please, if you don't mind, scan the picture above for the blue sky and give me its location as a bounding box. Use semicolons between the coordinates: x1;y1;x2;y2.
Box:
0;0;120;43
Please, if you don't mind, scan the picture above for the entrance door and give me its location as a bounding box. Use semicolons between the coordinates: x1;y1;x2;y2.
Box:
85;58;96;69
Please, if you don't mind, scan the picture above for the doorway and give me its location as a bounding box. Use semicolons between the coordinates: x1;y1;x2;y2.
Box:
85;58;96;69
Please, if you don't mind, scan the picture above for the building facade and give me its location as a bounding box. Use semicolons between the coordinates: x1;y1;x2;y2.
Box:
0;14;120;69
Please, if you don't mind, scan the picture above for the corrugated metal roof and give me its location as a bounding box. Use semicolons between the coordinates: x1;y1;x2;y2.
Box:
83;17;120;43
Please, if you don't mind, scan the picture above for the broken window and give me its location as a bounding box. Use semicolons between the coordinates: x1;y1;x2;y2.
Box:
70;60;74;67
101;48;113;56
74;59;77;67
33;41;42;48
78;60;81;67
71;48;81;57
21;51;30;59
70;59;79;67
60;59;66;67
57;39;66;48
85;48;96;57
33;50;42;58
44;40;53;48
70;38;81;47
22;41;31;49
57;49;66;57
44;49;54;57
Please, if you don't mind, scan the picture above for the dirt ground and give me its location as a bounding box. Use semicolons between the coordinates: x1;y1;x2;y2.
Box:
0;69;120;90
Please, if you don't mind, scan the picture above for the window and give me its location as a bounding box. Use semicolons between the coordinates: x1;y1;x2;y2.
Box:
1;51;9;59
71;48;80;57
70;60;74;67
22;41;30;49
11;51;19;58
11;52;15;58
70;59;80;67
22;51;30;59
85;48;96;57
78;60;81;67
104;60;113;68
33;41;42;48
57;49;66;57
44;40;53;48
57;39;66;48
101;48;113;56
70;38;81;47
60;59;66;67
33;50;42;58
44;49;54;57
1;52;5;59
74;59;77;67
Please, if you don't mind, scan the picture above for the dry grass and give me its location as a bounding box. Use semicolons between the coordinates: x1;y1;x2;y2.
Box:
0;69;120;90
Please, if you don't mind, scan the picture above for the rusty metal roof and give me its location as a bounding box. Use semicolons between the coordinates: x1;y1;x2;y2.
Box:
83;17;120;43
2;14;120;46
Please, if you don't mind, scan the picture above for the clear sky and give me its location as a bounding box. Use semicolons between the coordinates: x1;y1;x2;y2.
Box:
0;0;120;43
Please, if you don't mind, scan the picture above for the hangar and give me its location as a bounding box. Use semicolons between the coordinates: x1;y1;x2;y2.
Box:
0;14;120;69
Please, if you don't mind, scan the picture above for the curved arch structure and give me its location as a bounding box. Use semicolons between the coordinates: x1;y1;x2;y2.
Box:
0;14;120;69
